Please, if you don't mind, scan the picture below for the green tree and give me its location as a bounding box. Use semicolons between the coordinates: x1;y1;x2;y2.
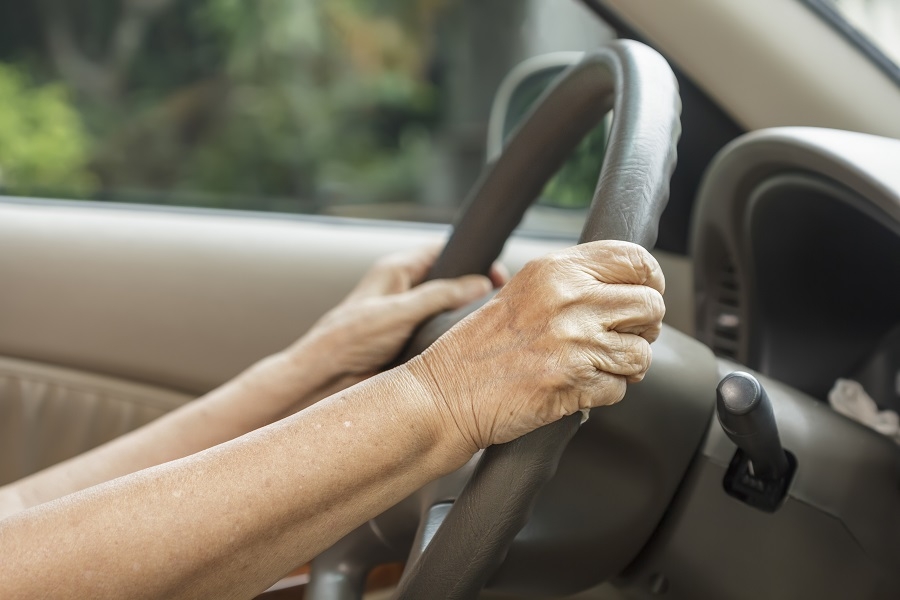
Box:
0;0;448;210
177;0;444;208
0;63;95;196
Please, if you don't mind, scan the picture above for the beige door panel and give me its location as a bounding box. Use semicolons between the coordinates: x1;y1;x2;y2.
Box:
0;201;559;395
0;200;693;397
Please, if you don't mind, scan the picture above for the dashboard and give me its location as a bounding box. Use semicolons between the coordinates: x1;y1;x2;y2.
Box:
692;127;900;411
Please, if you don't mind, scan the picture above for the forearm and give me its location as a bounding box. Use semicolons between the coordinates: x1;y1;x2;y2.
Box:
0;245;489;518
1;349;340;516
0;363;469;600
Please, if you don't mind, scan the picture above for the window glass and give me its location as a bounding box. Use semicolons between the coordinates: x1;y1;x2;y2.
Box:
490;60;612;237
0;0;612;225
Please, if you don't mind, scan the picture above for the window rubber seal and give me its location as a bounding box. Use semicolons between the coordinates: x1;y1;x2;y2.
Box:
799;0;900;86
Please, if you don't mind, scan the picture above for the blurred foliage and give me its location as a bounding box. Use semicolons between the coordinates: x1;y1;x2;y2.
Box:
167;0;446;208
0;0;448;210
0;63;96;196
541;124;607;209
0;0;603;218
503;67;607;210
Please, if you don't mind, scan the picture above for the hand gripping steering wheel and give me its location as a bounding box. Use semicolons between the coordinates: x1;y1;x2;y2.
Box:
308;40;681;600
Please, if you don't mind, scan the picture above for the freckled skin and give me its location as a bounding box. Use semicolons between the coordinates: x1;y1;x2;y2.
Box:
408;240;665;451
0;241;663;600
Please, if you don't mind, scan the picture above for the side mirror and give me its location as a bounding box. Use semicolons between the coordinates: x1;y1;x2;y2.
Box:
487;52;612;211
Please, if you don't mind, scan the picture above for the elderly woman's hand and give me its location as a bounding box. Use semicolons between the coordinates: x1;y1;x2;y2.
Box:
209;244;506;433
0;245;507;521
287;245;507;388
406;240;665;453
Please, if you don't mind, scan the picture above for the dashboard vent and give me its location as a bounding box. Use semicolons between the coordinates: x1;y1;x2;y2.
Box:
711;259;741;359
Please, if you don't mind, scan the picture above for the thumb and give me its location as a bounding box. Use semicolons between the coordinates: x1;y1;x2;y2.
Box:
398;275;492;324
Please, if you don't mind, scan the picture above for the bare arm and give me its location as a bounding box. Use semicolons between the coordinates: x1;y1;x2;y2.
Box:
0;245;499;518
0;364;467;599
0;241;664;600
0;351;340;518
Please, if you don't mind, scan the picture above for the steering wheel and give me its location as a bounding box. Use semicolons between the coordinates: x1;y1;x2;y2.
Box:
307;40;681;600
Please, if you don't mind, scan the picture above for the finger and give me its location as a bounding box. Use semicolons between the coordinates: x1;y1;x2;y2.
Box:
582;370;628;408
583;331;653;380
557;288;663;345
575;240;665;294
593;285;666;342
625;371;649;385
396;275;492;324
395;243;445;287
353;243;445;297
489;262;510;288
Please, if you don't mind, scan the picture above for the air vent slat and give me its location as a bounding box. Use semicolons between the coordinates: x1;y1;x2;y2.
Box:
718;290;740;306
714;327;739;342
711;255;741;359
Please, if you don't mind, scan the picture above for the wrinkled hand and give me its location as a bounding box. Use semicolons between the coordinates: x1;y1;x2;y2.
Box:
407;240;665;453
289;245;507;389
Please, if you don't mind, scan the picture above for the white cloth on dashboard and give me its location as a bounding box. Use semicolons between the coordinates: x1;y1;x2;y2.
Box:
828;378;900;444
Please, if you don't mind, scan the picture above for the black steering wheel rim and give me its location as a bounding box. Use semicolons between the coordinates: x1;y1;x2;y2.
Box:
391;40;681;599
305;40;681;600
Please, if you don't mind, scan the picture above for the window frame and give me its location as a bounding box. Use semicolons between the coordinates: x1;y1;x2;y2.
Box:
799;0;900;85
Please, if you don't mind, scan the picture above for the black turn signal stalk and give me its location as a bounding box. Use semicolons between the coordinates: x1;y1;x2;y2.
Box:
716;371;796;512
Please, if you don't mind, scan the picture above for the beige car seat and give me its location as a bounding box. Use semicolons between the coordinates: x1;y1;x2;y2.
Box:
0;356;191;486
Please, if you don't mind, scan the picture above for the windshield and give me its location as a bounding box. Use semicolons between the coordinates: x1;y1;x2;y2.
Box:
819;0;900;68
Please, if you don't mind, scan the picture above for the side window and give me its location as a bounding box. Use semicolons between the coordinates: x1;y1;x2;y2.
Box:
0;0;613;224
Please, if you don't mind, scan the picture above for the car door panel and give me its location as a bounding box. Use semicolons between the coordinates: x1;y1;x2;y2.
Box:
0;198;692;486
0;200;577;394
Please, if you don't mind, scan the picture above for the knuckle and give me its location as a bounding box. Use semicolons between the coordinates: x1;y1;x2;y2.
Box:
615;335;652;373
640;287;666;322
601;242;657;285
638;338;653;366
582;241;659;287
516;258;544;283
587;239;626;254
600;372;628;405
536;250;575;275
551;317;587;345
415;279;446;301
614;335;638;363
382;294;407;314
631;243;656;267
604;337;627;366
547;279;581;308
655;264;667;295
576;370;625;408
372;255;398;273
650;289;666;321
624;244;655;282
545;368;577;394
643;322;663;344
628;372;646;384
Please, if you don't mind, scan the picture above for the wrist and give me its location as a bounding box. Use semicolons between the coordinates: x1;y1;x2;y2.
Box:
283;324;349;386
207;349;334;431
398;353;479;465
0;486;26;519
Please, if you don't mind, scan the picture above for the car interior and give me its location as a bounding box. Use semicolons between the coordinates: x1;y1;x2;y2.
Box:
0;1;898;598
